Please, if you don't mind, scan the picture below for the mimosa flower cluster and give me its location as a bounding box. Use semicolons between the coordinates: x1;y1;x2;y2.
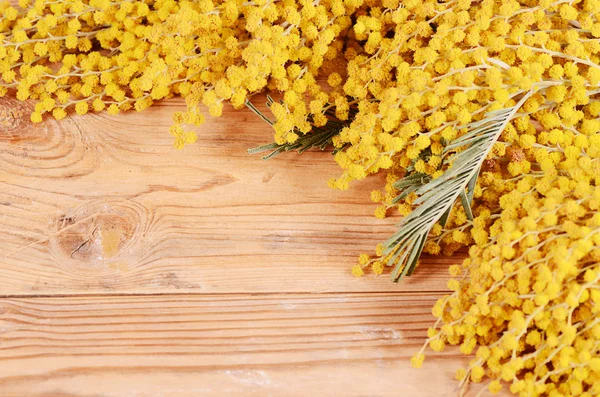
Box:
349;0;600;275
414;115;600;396
2;0;600;396
0;0;357;147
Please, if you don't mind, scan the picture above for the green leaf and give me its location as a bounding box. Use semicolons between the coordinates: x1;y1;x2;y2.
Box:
459;190;474;221
393;172;431;189
246;97;355;159
383;92;533;283
247;142;279;155
466;172;478;205
245;99;274;126
439;207;452;228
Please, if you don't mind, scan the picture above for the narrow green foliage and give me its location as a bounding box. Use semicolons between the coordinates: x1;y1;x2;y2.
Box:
384;92;533;282
246;96;354;159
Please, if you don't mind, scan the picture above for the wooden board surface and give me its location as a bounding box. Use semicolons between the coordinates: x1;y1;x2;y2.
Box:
0;97;461;296
0;294;501;397
0;96;499;396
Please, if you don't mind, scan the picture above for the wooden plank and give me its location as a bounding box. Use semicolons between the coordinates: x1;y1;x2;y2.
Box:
0;97;461;296
0;293;502;397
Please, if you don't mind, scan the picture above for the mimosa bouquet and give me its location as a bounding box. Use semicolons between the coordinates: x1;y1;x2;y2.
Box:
1;0;599;395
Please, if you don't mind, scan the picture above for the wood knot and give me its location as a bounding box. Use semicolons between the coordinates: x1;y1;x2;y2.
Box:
0;98;98;178
49;201;149;272
0;97;34;143
262;172;275;183
56;212;133;263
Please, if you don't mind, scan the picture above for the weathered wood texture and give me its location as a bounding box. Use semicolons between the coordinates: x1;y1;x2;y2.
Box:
0;98;460;296
0;97;497;396
0;294;502;397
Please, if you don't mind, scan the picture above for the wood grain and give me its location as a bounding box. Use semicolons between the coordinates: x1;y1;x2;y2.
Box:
0;97;461;296
0;92;481;396
0;293;505;397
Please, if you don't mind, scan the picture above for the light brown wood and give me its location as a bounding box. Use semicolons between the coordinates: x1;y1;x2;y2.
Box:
0;293;506;397
0;94;496;396
0;97;461;296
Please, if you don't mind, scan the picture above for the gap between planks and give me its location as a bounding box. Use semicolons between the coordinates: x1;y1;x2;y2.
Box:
0;292;504;397
0;290;449;299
